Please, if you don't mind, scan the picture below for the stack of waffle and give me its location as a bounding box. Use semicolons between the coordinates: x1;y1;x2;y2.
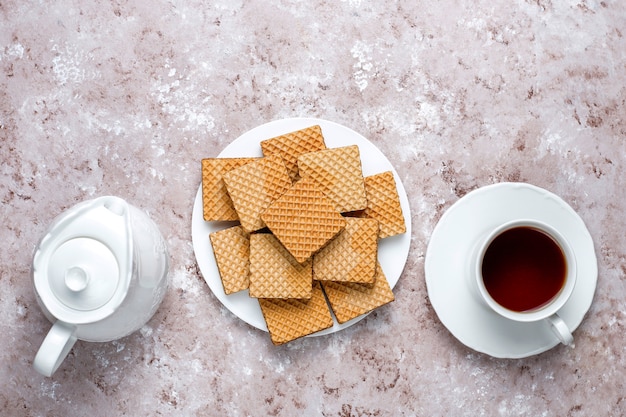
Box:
202;125;406;345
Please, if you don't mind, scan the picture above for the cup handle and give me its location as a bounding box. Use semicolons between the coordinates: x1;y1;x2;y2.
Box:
546;314;574;346
33;321;78;377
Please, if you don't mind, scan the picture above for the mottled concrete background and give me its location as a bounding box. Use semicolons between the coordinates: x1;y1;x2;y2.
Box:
2;1;625;416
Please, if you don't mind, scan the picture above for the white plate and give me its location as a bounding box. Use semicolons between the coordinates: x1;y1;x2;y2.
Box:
424;182;597;358
191;118;412;336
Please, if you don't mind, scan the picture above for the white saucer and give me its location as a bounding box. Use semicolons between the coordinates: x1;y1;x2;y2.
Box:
424;182;597;358
191;118;412;336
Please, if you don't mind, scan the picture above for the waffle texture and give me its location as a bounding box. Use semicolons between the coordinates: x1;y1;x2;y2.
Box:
297;145;368;213
223;154;292;232
313;217;379;284
201;157;258;221
356;171;406;238
320;262;395;324
260;125;327;182
249;233;313;299
259;281;333;345
261;176;346;263
210;225;250;295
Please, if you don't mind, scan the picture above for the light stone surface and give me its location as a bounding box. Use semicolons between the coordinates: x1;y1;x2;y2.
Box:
2;1;626;416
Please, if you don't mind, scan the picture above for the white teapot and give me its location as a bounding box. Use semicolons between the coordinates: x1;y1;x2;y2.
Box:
32;196;169;377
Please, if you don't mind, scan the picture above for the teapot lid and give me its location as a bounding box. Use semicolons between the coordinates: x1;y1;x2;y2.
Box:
33;197;133;324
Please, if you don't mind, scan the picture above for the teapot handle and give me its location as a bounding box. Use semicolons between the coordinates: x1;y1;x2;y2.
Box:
33;321;77;377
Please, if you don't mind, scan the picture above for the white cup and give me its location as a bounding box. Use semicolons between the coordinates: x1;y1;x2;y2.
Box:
473;219;577;346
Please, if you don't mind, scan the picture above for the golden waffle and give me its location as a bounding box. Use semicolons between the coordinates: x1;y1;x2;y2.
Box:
259;281;333;345
209;226;250;295
297;145;367;213
313;217;379;284
249;233;313;299
260;125;327;182
201;157;258;221
354;171;406;238
261;176;346;263
320;262;395;324
223;154;292;233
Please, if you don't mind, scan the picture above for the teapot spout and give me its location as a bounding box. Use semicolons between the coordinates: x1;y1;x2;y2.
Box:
103;197;128;217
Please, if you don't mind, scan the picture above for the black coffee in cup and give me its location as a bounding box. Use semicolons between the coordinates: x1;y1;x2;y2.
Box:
481;226;567;312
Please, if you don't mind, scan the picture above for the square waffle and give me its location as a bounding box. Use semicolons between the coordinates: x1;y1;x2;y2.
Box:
209;225;250;295
259;281;333;345
201;157;258;221
249;233;313;299
261;176;346;263
320;262;395;324
352;171;406;238
313;217;379;284
260;125;327;182
223;154;292;233
297;145;368;213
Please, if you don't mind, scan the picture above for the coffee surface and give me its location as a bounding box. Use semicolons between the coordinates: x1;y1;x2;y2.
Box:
481;227;566;312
